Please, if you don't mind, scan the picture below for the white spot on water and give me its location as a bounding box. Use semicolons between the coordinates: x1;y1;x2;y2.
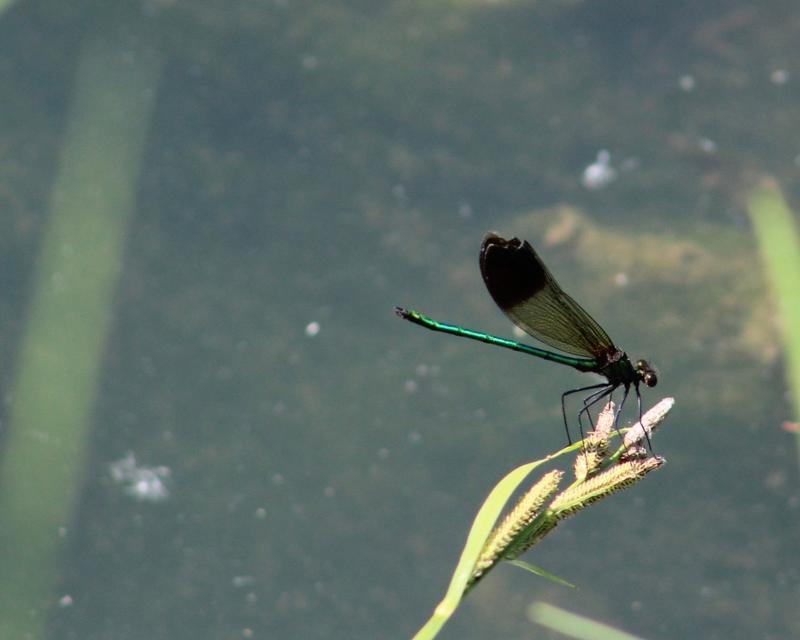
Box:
770;69;789;85
698;137;717;154
109;452;171;502
305;321;320;337
678;75;696;91
581;150;617;190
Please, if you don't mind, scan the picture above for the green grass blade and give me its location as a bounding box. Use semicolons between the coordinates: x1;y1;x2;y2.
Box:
507;559;576;588
412;441;579;640
0;24;161;638
528;602;646;640
746;177;800;463
410;398;672;639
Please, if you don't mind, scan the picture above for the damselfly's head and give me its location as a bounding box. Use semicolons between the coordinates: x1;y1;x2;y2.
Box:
636;359;658;387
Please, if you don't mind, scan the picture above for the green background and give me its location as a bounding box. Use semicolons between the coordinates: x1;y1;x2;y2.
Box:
0;1;796;638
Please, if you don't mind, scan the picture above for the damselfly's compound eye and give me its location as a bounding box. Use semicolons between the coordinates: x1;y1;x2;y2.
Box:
636;360;658;387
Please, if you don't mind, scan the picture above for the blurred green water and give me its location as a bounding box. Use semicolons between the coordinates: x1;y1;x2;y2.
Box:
0;2;796;639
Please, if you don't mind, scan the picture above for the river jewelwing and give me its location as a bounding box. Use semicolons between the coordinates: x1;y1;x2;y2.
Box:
395;233;658;445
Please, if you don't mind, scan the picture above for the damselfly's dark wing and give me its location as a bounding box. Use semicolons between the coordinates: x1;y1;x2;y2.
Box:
479;233;616;359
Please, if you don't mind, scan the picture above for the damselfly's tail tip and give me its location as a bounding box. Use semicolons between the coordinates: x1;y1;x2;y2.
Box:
395;307;426;325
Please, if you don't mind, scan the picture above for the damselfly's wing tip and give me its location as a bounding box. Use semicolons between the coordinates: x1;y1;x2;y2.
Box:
479;234;546;310
482;230;503;244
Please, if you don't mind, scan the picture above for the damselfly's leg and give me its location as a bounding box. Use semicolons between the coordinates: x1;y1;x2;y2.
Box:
576;384;615;444
609;384;631;444
634;383;654;451
561;383;608;444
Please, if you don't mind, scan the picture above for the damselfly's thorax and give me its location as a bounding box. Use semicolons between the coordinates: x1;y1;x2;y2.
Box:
596;349;635;386
596;351;657;389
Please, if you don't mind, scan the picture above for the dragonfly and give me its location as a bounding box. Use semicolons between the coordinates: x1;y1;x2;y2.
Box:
396;233;657;445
